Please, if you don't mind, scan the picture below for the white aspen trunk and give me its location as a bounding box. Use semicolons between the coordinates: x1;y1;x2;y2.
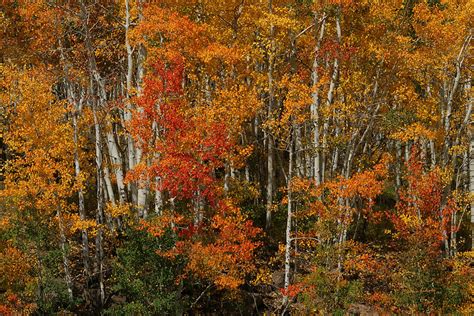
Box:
464;149;470;192
429;140;436;169
266;0;275;230
426;85;437;170
265;115;274;230
81;4;108;301
451;208;457;257
282;132;293;308
102;172;115;230
461;75;473;250
92;105;105;306
152;114;163;215
154;177;163;215
328;14;341;97
224;162;230;193
326;14;341;109
311;13;326;185
134;0;150;217
69;1;107;305
136;0;146;96
135;146;148;218
79;2;111;300
305;124;312;178
295;125;303;177
123;0;141;213
447;77;473;255
241;134;251;182
442;34;471;166
71;92;91;280
103;163;116;205
395;142;402;191
344;143;355;179
441;35;471;255
468;76;474;250
332;124;340;175
106;131;127;204
442;74;452;168
124;0;135;173
245;164;250;182
468;97;474;251
289;31;302;179
60;38;91;282
346;101;380;179
81;2;107;288
451;152;466;257
405;142;410;163
470;129;474;250
321;14;341;184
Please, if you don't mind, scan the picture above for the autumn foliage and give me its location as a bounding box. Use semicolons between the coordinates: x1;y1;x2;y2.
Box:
1;0;473;314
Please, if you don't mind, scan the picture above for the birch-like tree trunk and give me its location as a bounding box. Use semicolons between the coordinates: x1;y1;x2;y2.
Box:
60;37;92;283
441;33;471;254
470;135;474;250
282;129;293;308
128;0;149;217
80;1;106;304
106;131;127;204
103;162;116;206
152;120;163;215
92;104;105;306
321;12;341;183
265;0;275;230
69;87;91;282
311;13;326;185
124;0;136;176
468;78;474;251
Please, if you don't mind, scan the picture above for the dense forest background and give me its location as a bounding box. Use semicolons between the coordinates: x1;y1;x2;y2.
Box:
1;0;473;314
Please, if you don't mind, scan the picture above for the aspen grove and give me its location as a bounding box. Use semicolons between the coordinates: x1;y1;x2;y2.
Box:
0;0;473;314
